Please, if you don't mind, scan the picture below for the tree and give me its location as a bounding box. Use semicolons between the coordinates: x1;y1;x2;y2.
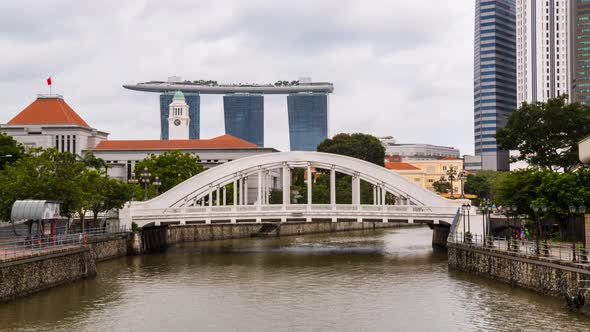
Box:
134;150;205;195
0;148;86;221
495;169;545;217
317;133;385;166
532;170;590;239
0;133;24;170
464;170;504;203
432;179;451;194
80;151;108;174
496;95;590;171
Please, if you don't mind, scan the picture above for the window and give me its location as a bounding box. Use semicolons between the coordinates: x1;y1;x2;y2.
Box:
67;135;70;152
72;135;76;154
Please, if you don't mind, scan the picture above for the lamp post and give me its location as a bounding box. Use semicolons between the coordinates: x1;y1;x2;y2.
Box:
466;203;471;233
446;166;457;200
462;204;467;239
153;176;162;196
458;170;467;199
532;204;547;255
568;204;586;262
140;167;151;201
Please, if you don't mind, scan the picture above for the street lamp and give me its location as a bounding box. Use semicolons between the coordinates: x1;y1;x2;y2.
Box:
153;176;162;196
458;170;468;199
568;204;586;261
140;167;151;201
446;166;457;200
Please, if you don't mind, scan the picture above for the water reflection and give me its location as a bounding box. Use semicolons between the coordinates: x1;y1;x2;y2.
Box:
0;227;589;332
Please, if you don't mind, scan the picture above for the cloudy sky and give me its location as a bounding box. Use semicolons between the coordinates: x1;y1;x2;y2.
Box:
0;0;475;154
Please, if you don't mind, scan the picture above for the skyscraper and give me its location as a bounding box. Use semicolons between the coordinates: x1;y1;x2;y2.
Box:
159;92;200;140
516;0;571;105
223;94;264;147
571;0;590;104
474;0;517;171
287;93;328;151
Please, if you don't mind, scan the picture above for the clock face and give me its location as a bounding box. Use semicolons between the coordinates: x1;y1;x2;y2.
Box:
174;119;181;126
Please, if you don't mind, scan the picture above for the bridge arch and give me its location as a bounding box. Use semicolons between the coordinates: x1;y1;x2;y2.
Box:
121;151;461;227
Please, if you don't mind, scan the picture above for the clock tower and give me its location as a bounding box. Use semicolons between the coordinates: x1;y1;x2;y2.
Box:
168;90;190;140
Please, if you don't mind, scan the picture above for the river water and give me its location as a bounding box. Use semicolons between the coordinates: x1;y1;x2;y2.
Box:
1;227;589;331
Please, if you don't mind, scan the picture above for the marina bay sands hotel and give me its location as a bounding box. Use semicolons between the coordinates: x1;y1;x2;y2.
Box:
123;77;334;151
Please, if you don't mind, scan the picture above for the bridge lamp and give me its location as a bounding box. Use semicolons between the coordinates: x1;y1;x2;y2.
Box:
153;176;162;196
140;167;151;201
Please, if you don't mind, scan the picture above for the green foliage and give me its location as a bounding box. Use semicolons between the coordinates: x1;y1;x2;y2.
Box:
532;171;590;221
80;151;108;173
495;169;545;217
134;150;204;195
0;148;133;223
432;179;451;194
496;95;590;171
464;170;504;202
317;133;385;166
0;133;24;170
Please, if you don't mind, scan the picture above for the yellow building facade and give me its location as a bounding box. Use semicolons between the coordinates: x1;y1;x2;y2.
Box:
385;158;464;194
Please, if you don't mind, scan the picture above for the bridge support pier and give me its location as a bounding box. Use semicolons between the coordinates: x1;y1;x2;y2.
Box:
205;219;211;224
408;218;414;224
230;218;237;224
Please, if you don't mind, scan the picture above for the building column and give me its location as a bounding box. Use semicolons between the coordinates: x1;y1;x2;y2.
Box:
307;163;312;205
244;177;249;205
282;165;290;206
208;187;213;207
257;170;262;205
352;175;360;205
373;185;377;205
233;179;237;206
330;167;336;206
223;186;227;206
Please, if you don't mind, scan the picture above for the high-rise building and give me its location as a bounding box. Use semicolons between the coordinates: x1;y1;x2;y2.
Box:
287;93;328;151
223;94;264;147
159;92;200;140
571;0;590;104
517;0;572;104
474;0;517;171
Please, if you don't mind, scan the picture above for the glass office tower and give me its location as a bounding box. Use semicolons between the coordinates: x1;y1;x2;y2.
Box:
474;0;516;171
223;94;264;147
159;92;200;140
572;0;590;104
287;93;328;151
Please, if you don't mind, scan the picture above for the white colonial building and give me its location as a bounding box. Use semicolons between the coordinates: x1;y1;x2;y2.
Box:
1;94;278;189
0;94;108;154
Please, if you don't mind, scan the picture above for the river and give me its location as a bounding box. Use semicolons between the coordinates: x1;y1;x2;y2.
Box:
1;227;589;331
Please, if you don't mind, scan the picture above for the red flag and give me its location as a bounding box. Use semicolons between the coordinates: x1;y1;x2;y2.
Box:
47;77;52;85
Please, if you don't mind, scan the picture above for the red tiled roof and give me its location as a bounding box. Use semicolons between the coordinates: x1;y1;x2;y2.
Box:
384;162;421;171
94;134;259;150
385;155;401;162
8;97;89;127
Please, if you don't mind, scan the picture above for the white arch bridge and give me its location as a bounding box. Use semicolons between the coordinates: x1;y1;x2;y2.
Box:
120;152;463;228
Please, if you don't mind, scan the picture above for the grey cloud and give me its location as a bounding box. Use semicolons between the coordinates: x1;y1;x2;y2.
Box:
0;0;476;155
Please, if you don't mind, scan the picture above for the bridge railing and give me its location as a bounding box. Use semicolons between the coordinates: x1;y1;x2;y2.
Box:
136;204;459;216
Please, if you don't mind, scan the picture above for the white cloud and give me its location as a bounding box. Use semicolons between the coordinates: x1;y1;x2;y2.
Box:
0;0;475;154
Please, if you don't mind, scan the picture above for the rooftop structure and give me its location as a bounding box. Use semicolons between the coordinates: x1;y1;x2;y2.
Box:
123;79;334;94
0;95;107;154
378;136;460;160
126;77;333;150
94;134;259;151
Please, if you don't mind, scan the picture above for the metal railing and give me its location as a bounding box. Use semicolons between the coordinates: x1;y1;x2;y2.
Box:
0;225;128;261
449;232;590;266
